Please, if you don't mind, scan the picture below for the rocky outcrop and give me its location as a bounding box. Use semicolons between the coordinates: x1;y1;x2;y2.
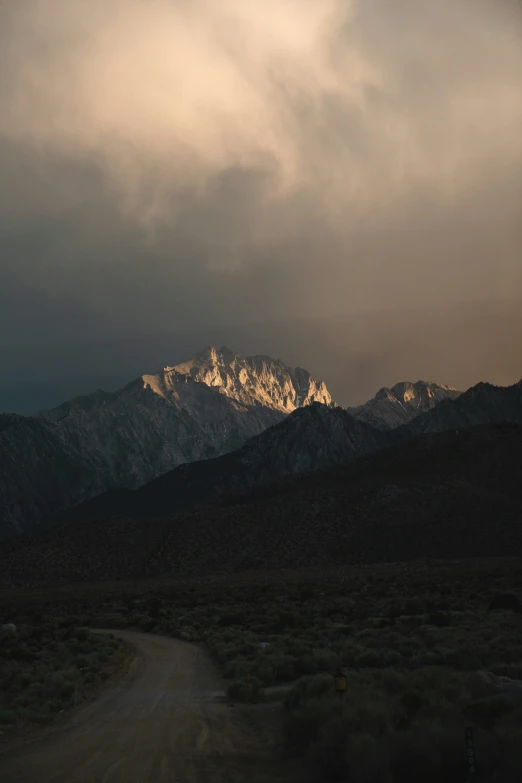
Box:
466;671;522;707
0;348;333;538
164;345;333;412
347;381;461;430
401;379;522;436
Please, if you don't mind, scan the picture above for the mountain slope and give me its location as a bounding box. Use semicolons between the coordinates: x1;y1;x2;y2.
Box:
2;423;521;588
45;404;391;526
45;377;522;528
0;415;94;538
0;347;332;538
347;381;461;430
400;379;522;436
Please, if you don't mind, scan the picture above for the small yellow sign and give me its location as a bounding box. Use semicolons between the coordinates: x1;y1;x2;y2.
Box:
335;675;347;692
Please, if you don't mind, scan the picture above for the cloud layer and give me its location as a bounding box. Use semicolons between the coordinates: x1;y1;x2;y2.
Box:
0;0;521;401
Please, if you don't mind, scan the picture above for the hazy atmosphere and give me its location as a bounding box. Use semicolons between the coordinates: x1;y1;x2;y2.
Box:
1;0;521;411
2;6;522;778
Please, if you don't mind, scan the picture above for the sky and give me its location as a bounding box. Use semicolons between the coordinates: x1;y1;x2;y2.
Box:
1;0;521;411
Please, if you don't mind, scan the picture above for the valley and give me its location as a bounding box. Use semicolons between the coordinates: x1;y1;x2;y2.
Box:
1;348;522;782
2;559;522;781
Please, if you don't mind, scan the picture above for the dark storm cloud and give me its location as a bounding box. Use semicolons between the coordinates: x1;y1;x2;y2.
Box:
0;0;521;406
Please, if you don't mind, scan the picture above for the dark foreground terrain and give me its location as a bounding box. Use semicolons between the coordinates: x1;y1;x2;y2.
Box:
0;630;301;783
2;559;522;781
1;423;521;588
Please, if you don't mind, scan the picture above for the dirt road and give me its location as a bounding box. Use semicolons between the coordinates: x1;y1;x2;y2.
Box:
0;631;300;783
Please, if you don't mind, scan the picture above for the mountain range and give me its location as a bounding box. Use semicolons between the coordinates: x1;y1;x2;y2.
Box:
43;376;522;530
347;380;462;429
2;422;521;588
1;345;521;542
0;346;332;537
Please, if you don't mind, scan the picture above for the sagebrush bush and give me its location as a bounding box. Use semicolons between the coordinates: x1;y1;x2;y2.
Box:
227;676;261;703
2;556;521;768
0;625;121;731
282;667;521;781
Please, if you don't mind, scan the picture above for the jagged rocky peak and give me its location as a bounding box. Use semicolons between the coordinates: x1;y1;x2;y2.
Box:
348;380;462;430
154;345;334;412
3;346;334;538
378;380;459;403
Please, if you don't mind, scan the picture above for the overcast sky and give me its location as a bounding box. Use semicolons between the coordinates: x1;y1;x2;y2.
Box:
1;0;521;410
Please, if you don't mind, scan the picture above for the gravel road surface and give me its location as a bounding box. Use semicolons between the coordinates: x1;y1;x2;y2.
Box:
0;630;298;783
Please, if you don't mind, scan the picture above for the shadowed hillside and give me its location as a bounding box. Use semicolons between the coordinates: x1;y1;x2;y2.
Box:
44;404;390;529
44;378;522;530
1;423;521;588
